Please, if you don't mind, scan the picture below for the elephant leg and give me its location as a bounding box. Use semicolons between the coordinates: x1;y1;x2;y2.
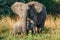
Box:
22;28;27;35
36;25;43;34
40;18;46;33
26;29;29;35
32;26;36;34
13;25;21;36
40;23;45;33
21;23;26;35
29;22;35;34
39;21;45;33
26;20;30;35
13;27;21;36
37;26;40;34
37;25;43;34
13;29;17;36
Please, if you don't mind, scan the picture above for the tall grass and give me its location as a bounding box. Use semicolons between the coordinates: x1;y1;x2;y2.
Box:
0;14;60;40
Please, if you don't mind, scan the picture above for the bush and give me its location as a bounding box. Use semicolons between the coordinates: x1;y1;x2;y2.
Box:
0;22;9;33
0;0;60;17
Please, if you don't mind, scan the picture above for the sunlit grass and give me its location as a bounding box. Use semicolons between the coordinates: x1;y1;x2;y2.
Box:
0;29;60;40
0;14;60;40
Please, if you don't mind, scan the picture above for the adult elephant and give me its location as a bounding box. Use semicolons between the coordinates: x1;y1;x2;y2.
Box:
11;1;47;35
11;2;35;35
28;1;47;33
11;2;29;35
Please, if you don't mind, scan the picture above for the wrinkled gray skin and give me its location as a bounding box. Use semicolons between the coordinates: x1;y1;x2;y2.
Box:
28;1;47;33
11;2;29;35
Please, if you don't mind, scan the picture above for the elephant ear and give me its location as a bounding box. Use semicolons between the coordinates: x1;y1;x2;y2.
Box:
28;2;44;13
11;2;24;15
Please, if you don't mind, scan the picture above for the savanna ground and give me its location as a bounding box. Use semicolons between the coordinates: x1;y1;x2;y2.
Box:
0;14;60;40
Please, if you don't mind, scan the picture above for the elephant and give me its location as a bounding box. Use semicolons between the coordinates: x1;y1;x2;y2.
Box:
26;4;37;34
28;1;47;33
11;1;47;35
11;2;35;35
11;2;30;35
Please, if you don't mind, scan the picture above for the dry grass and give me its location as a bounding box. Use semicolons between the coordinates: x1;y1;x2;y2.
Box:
0;14;60;30
0;14;60;40
45;14;60;29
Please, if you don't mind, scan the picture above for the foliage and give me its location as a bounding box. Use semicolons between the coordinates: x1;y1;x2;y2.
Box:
0;0;60;17
0;13;60;40
0;20;9;33
0;27;60;40
37;0;60;14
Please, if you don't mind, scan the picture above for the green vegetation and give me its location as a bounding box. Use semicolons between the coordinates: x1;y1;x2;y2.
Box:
0;15;60;40
0;16;60;40
0;0;60;17
0;26;60;40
